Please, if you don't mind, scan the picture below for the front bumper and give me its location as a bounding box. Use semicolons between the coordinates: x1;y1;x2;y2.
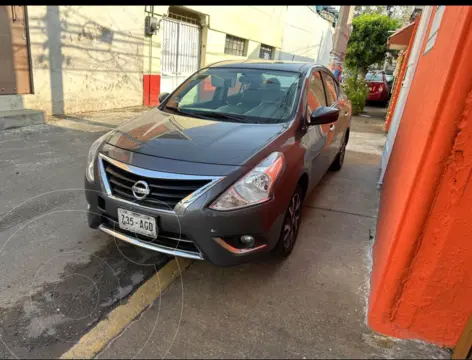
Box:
85;154;285;267
98;224;204;260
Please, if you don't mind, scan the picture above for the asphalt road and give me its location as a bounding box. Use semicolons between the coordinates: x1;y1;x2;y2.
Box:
0;119;168;358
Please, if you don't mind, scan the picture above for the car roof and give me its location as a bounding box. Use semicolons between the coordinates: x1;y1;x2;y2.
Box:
206;59;325;75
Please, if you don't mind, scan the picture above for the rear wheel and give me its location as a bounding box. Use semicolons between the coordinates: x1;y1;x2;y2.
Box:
330;132;347;171
272;184;303;258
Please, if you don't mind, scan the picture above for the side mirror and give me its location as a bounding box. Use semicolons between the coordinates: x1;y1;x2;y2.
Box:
158;92;170;104
309;106;339;125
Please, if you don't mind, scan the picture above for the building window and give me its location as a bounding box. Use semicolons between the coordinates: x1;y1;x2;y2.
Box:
259;44;274;60
224;34;247;56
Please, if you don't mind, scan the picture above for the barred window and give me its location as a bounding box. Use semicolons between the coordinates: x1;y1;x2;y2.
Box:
259;44;274;60
224;34;247;56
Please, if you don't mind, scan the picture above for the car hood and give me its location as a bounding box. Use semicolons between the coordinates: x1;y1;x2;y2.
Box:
105;108;287;166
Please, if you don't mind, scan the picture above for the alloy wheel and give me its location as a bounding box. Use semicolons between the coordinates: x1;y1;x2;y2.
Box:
283;192;302;250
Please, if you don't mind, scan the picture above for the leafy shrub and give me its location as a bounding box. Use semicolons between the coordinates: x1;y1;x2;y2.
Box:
344;75;369;115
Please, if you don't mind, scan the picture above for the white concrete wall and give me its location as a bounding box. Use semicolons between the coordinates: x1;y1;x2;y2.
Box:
0;6;144;115
278;6;334;67
147;6;334;69
188;6;285;49
195;6;334;66
150;6;286;67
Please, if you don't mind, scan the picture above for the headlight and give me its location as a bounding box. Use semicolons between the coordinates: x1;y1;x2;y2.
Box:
85;132;111;182
209;152;285;211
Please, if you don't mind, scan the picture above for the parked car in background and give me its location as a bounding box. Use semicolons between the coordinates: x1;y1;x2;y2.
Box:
366;71;391;105
84;60;352;266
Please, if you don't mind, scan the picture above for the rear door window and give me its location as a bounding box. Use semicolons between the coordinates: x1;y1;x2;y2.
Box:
306;71;326;120
322;72;339;106
308;71;326;106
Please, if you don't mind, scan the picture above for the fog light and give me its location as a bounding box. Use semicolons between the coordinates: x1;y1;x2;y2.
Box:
240;235;255;247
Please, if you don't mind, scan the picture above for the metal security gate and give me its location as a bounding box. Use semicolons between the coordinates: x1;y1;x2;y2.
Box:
160;17;201;94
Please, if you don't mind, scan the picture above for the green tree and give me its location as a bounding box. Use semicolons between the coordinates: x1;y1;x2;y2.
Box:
343;13;400;114
345;13;400;78
354;5;413;25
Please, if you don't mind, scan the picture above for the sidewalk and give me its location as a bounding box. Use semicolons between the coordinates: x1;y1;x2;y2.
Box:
46;106;151;133
91;107;449;359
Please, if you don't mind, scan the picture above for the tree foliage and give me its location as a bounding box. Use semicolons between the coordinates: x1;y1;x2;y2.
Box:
345;13;400;76
354;5;413;26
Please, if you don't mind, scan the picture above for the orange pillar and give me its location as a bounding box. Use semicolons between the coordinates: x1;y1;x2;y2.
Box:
369;6;472;346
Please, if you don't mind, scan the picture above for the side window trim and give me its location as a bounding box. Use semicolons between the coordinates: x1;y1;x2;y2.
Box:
317;70;329;106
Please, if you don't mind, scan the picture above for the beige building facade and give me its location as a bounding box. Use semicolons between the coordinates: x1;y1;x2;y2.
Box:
0;5;335;115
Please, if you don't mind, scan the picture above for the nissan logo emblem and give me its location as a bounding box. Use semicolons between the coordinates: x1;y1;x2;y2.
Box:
131;180;150;200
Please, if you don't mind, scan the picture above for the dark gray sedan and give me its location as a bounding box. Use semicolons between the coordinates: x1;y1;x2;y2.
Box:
84;60;351;266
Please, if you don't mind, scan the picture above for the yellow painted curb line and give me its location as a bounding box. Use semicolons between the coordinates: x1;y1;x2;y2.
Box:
60;257;193;359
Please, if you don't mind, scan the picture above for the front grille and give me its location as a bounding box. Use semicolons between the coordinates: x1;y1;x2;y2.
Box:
101;216;201;254
102;159;212;210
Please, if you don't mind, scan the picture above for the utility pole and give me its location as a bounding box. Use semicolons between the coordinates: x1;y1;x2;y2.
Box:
329;5;354;81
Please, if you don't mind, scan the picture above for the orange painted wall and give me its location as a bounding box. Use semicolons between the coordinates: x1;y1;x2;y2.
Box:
369;6;472;346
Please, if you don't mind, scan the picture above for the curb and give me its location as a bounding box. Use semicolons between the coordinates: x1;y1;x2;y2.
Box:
60;257;193;359
0;109;44;131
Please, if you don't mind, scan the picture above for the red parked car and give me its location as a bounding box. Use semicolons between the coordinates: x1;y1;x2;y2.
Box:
366;71;390;105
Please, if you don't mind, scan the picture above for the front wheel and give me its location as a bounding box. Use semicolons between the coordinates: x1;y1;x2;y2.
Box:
272;185;304;258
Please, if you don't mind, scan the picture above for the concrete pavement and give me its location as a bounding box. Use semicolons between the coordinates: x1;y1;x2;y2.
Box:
94;107;449;359
0;105;449;358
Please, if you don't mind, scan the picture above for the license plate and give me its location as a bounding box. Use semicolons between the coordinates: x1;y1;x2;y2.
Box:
117;208;157;239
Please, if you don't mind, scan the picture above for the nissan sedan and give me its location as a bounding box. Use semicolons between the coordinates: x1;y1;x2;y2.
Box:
84;60;351;266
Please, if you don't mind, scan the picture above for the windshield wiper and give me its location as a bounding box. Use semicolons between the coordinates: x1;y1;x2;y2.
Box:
201;111;248;123
167;106;247;123
165;106;215;121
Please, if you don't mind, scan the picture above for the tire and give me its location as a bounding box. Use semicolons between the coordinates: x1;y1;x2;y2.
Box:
272;184;304;258
330;132;347;171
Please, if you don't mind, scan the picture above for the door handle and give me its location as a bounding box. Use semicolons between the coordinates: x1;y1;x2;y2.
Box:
329;124;335;132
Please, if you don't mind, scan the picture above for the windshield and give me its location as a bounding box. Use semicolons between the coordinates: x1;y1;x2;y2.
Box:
365;72;384;82
163;67;302;124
